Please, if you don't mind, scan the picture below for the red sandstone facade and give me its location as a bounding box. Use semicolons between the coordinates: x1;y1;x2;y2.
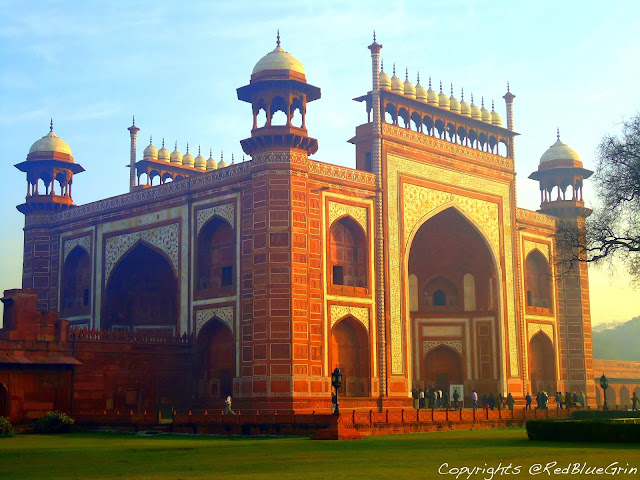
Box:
1;36;596;422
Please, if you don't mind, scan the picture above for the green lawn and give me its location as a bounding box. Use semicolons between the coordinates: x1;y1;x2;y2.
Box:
0;428;638;480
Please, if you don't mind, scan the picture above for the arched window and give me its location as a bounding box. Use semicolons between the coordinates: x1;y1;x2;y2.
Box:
422;276;458;309
61;247;91;317
525;250;552;309
329;217;368;290
197;216;235;297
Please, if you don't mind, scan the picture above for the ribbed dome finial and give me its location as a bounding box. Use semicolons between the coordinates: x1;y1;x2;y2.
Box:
429;76;432;88
186;143;189;153
276;29;281;47
162;138;165;148
507;81;510;93
50;118;53;132
393;63;396;75
150;135;152;144
461;87;464;100
439;80;443;92
557;127;560;140
450;83;453;96
405;67;408;81
482;96;485;107
381;59;384;71
132;115;135;126
373;30;376;42
232;153;235;164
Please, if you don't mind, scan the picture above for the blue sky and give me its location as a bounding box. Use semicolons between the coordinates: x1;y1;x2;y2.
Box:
1;0;639;325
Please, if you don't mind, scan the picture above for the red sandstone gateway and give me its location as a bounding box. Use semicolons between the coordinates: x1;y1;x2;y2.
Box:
1;34;598;423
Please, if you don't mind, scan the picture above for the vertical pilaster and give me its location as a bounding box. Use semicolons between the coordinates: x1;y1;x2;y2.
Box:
127;117;140;192
368;34;386;396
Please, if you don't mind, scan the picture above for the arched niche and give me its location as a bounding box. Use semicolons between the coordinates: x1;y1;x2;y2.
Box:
408;208;495;314
620;386;629;406
423;345;463;391
528;331;556;394
196;317;234;399
525;250;552;309
104;242;177;331
329;216;368;289
0;383;7;417
331;316;370;397
196;216;235;297
61;246;91;317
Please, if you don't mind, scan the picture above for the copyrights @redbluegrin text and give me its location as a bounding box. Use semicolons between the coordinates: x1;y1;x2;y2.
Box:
438;462;637;479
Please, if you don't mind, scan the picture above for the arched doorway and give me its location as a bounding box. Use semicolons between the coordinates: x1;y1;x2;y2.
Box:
606;386;616;406
61;246;91;317
529;332;556;393
0;383;7;417
104;243;178;331
423;345;463;391
330;317;370;397
196;318;234;399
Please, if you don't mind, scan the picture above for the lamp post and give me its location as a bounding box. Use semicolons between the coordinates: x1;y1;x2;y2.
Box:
600;373;609;410
331;367;343;415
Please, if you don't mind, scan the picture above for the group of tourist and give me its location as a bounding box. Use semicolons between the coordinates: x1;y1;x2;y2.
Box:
524;390;587;410
411;387;458;410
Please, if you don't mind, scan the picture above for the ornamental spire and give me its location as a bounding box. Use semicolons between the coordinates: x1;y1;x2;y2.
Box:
50;118;53;132
276;29;280;47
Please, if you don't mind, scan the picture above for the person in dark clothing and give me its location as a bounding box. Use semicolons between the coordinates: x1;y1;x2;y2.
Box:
497;393;504;411
419;389;425;409
525;392;532;410
573;392;579;407
482;394;489;410
488;393;496;410
632;392;639;411
442;391;450;409
506;393;515;411
535;392;541;409
565;391;572;409
452;390;460;410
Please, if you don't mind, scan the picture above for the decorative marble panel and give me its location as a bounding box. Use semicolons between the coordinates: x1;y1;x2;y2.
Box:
63;235;91;261
104;223;179;282
195;306;234;337
423;340;463;355
386;152;518;376
196;203;235;235
330;305;369;333
328;201;368;234
528;323;553;344
422;325;463;337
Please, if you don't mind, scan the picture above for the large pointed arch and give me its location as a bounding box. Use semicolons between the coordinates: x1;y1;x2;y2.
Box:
104;242;178;331
404;204;503;394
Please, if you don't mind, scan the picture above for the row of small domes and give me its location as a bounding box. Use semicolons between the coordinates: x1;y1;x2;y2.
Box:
143;137;234;170
380;64;502;126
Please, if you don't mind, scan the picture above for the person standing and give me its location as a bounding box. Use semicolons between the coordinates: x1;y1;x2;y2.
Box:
419;389;425;409
506;393;515;411
482;394;489;410
632;392;639;411
452;389;460;410
488;393;496;410
525;392;532;410
472;390;478;410
224;395;236;415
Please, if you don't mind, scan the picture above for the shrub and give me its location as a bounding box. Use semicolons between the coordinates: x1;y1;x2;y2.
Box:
0;416;13;437
33;411;74;434
527;419;640;443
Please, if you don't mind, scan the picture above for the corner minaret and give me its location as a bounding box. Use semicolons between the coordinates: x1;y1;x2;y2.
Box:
529;130;595;399
15;121;85;311
15;120;85;214
236;32;321;157
528;129;593;218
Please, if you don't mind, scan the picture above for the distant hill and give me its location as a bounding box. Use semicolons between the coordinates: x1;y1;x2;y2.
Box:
593;316;640;361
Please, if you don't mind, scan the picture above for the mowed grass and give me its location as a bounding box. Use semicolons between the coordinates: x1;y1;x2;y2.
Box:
0;428;639;480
